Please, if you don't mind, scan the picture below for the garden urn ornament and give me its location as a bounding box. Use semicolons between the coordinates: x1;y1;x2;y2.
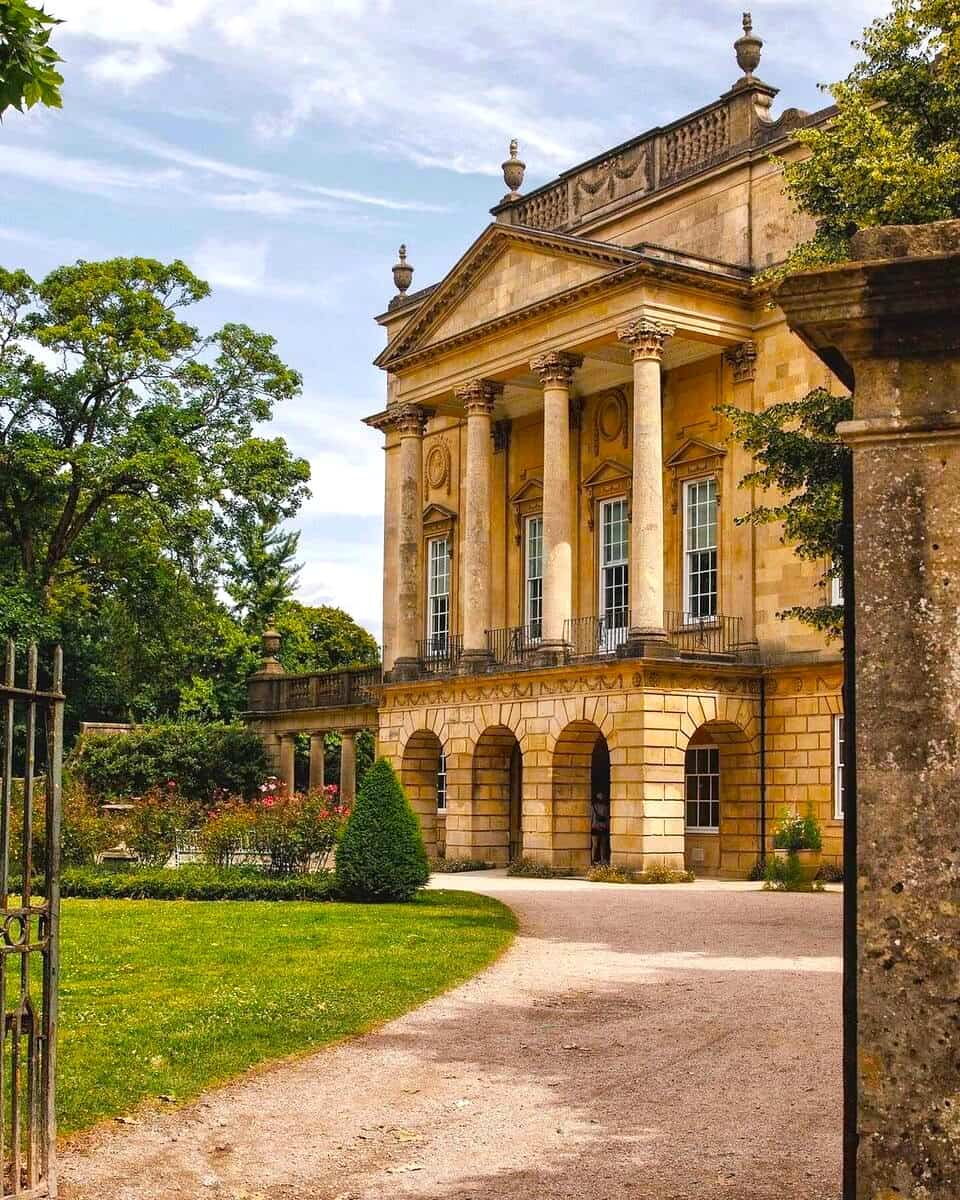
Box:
734;12;763;81
501;138;526;201
392;244;414;300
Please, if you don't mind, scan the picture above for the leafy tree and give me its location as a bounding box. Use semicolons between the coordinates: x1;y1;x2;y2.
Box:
718;389;852;639
780;0;960;273
226;511;301;632
0;258;309;610
0;0;62;117
274;602;380;673
335;758;429;902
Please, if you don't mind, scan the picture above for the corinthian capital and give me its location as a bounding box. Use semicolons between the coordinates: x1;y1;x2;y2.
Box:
392;403;429;437
723;339;758;384
529;350;583;386
617;318;675;362
455;378;503;416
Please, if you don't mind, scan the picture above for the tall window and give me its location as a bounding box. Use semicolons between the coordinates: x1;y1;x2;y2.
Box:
524;515;543;642
685;745;719;831
436;749;447;812
599;498;629;651
833;715;845;819
427;536;450;653
683;477;718;620
831;563;844;607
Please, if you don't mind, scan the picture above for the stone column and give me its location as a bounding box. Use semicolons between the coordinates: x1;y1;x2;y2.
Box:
340;730;358;806
617;318;674;657
456;379;502;669
776;218;960;1198
278;733;297;795
530;351;582;656
308;733;326;792
393;404;428;679
723;340;759;649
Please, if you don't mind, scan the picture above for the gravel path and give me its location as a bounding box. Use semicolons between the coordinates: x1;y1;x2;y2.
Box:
61;874;842;1200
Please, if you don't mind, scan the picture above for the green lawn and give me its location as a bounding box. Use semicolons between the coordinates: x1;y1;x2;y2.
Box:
56;890;516;1135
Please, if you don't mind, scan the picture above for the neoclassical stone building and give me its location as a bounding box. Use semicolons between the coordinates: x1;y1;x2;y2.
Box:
247;17;845;877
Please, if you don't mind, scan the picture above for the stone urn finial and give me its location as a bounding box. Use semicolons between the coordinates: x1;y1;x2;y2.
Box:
734;11;763;80
259;626;283;675
391;244;414;300
501;138;526;202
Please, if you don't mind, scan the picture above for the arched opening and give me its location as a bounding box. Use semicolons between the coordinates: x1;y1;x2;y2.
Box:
472;726;523;866
683;719;759;878
553;720;608;871
401;729;444;858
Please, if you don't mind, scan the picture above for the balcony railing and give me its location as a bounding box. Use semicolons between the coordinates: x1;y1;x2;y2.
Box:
664;611;742;656
277;665;381;711
486;625;539;667
417;633;464;674
563;615;628;658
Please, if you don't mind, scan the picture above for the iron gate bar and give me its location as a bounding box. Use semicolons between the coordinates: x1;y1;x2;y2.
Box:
0;641;63;1199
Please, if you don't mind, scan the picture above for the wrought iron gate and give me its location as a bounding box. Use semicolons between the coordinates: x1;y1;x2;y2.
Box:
0;642;63;1199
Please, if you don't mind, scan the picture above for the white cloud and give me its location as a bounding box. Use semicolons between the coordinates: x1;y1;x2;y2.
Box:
0;143;184;199
189;236;321;301
87;45;169;87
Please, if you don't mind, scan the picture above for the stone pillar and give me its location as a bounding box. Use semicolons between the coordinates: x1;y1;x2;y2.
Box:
530;351;582;655
723;340;759;649
617;318;673;656
776;218;960;1198
456;379;502;668
340;730;358;806
308;733;326;792
278;733;297;795
393;404;428;678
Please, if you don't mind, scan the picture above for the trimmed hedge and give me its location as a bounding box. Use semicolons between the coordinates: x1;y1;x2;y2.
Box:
59;866;337;902
429;857;495;873
336;758;429;901
70;723;268;804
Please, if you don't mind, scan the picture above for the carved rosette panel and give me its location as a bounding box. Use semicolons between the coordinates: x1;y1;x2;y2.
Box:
424;438;452;495
592;389;629;455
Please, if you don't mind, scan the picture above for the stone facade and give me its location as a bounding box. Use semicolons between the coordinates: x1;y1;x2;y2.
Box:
248;18;846;878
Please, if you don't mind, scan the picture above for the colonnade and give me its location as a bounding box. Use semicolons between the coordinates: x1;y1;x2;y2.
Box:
379;318;677;673
264;728;359;803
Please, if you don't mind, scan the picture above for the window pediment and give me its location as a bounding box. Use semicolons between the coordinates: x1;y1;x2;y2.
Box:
511;478;543;545
423;503;457;538
665;437;726;512
582;459;632;529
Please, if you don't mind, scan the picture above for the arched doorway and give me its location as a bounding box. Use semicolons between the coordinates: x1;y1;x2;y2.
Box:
401;729;444;858
472;726;524;866
683;720;759;877
552;720;609;870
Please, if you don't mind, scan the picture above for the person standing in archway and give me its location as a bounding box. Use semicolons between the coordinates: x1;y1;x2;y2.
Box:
591;791;610;865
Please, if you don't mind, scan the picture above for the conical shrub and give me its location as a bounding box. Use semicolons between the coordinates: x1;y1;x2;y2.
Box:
335;758;430;901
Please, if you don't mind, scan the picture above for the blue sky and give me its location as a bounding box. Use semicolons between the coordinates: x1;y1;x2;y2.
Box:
5;0;887;640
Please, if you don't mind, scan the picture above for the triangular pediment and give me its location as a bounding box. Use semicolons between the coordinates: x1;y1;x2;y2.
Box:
510;477;543;505
665;437;727;468
423;503;457;524
375;225;642;369
581;459;632;490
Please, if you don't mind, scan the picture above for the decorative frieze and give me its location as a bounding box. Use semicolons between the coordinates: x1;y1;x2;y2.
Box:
617;317;674;361
572;146;651;217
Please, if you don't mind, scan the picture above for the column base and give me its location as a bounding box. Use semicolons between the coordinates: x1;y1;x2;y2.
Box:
616;628;678;660
388;656;423;682
530;640;570;667
458;648;493;675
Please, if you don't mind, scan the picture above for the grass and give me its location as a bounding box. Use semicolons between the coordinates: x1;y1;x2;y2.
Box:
55;890;516;1135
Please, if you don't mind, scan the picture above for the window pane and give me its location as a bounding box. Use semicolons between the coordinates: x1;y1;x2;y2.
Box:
684;743;720;830
684;479;718;618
